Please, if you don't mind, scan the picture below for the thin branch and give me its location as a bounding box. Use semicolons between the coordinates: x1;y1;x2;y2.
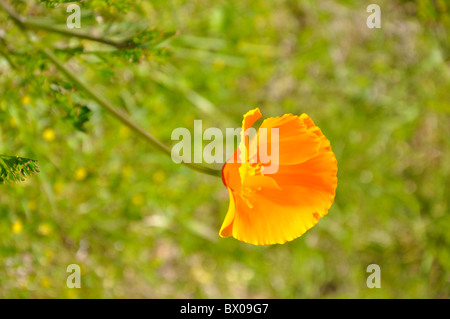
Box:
0;0;222;178
0;38;18;69
0;0;133;49
24;20;135;49
39;47;220;177
0;0;24;26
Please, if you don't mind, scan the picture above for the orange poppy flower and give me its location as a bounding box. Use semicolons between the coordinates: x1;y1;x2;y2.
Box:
220;108;337;245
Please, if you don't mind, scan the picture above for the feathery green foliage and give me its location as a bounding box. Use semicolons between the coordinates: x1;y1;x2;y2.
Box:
39;0;137;12
0;155;40;184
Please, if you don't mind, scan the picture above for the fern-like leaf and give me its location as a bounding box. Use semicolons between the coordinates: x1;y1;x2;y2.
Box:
0;155;40;184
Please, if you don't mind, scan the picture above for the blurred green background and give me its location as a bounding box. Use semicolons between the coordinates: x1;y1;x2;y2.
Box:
0;0;449;298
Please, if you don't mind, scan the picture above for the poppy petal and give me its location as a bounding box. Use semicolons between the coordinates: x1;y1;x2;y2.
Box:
249;114;322;166
238;108;262;164
230;190;323;245
270;114;338;196
219;187;236;238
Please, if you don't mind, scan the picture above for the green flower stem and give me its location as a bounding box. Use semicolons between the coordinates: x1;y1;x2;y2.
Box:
0;0;22;25
0;0;221;178
24;19;135;49
40;48;221;177
0;39;18;69
0;0;133;49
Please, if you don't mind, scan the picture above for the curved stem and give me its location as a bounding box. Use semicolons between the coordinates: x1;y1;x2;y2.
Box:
39;48;221;177
0;0;222;178
0;0;23;25
24;19;134;49
0;0;133;49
